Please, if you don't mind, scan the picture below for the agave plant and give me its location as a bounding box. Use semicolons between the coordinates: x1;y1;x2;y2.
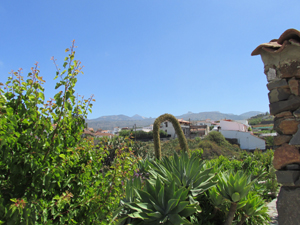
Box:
208;186;226;215
236;191;270;225
121;178;198;224
148;151;216;197
216;171;257;225
110;177;143;225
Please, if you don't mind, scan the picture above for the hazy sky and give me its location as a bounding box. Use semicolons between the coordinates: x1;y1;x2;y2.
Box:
1;1;299;119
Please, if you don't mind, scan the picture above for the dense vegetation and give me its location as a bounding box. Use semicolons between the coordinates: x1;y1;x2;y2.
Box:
0;44;278;224
119;129;168;140
248;112;273;126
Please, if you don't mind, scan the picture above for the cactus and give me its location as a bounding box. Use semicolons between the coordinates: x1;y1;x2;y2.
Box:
153;113;189;160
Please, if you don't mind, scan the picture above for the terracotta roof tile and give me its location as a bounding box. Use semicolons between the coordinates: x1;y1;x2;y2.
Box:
251;28;300;56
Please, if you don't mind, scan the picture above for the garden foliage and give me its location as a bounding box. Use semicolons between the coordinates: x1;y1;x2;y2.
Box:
0;43;278;224
0;42;137;224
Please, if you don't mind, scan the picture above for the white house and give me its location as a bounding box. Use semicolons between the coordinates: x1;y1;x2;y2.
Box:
112;127;121;135
219;119;265;150
135;124;153;133
219;119;249;132
160;119;190;138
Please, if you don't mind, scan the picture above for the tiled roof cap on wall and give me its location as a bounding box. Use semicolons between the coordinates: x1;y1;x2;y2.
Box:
251;28;300;56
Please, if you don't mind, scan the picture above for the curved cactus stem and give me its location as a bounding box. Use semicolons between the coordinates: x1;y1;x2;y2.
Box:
153;113;189;160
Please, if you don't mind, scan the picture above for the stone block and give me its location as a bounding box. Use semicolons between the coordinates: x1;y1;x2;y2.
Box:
276;170;300;186
274;135;292;145
278;119;300;135
274;118;300;134
266;68;278;82
275;110;292;118
288;77;300;95
280;61;300;78
277;186;300;225
269;95;300;115
273;143;300;169
293;107;300;117
268;88;291;103
290;124;300;145
267;79;289;91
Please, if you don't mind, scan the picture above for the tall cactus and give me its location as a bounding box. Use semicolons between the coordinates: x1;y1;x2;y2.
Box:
153;113;189;160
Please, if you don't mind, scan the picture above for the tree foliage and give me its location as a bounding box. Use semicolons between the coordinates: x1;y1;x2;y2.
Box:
119;129;168;140
0;41;137;224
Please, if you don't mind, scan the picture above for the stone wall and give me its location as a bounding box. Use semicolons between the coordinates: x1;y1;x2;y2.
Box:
252;28;300;225
252;29;300;170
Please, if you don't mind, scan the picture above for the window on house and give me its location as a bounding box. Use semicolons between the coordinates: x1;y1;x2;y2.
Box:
165;130;167;133
164;122;168;127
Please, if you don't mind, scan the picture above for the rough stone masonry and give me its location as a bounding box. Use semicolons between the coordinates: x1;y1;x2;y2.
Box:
252;28;300;225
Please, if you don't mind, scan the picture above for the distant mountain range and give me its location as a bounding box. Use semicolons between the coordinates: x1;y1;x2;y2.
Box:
87;111;263;130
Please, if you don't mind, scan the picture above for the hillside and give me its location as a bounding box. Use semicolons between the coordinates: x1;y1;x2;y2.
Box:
87;111;263;130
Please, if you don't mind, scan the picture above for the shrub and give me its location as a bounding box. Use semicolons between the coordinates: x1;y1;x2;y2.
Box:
204;131;230;147
0;42;137;224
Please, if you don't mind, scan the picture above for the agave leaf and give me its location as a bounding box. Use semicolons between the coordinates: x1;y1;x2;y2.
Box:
126;203;143;212
135;189;154;205
165;199;179;214
173;188;184;200
155;177;163;196
159;216;169;224
190;180;216;196
231;192;240;202
135;203;153;211
145;180;156;200
164;180;176;201
169;201;189;214
180;188;189;201
157;184;165;208
179;205;197;218
150;199;164;215
109;205;127;225
112;216;128;225
168;214;192;225
128;211;148;220
145;211;162;219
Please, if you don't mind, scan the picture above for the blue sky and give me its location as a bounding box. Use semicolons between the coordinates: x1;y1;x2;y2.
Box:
1;1;299;119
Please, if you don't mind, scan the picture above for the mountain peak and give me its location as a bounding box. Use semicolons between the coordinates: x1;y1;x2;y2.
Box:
131;114;147;120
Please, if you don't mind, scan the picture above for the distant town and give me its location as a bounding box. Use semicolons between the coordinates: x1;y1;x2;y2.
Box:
84;112;275;151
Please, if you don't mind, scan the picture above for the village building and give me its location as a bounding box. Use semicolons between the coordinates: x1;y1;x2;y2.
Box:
218;119;265;150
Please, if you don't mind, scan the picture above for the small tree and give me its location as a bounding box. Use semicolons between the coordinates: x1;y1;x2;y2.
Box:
0;41;137;224
204;131;229;146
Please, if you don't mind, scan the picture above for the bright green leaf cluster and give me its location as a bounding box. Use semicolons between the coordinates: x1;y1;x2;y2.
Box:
149;151;216;197
124;178;197;225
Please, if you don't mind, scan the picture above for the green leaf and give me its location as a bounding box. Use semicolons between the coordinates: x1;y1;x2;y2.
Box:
170;201;189;214
168;214;192;225
39;92;45;101
135;203;152;211
231;192;240;202
179;205;197;218
146;211;162;219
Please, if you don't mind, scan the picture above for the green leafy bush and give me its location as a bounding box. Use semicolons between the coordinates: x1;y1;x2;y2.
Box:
0;42;137;224
115;177;199;225
204;131;230;146
119;130;168;140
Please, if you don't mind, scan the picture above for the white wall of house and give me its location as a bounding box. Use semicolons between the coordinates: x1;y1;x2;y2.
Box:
161;121;176;138
160;121;189;138
220;130;265;150
220;120;248;132
112;127;121;135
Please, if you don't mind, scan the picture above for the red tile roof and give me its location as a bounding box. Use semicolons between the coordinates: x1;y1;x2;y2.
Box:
252;28;300;56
